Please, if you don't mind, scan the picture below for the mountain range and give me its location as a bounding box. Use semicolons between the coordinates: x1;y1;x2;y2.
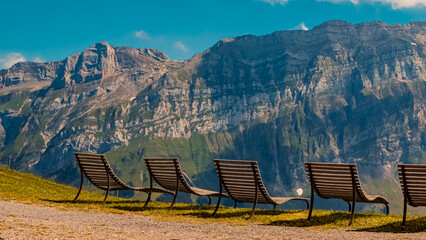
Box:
0;20;425;212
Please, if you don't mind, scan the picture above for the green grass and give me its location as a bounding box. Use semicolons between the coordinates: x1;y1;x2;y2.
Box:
0;95;25;111
0;166;424;232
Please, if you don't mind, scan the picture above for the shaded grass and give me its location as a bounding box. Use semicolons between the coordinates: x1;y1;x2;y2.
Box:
0;166;425;233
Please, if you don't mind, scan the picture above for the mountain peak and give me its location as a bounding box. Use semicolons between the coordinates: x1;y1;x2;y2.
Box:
312;20;353;30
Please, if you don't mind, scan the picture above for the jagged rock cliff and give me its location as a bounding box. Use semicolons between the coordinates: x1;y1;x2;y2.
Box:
0;20;425;212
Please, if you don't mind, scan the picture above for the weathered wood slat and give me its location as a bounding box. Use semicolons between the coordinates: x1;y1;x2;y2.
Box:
82;168;108;173
225;186;258;191
309;169;352;175
152;172;178;177
146;161;176;166
80;163;106;168
76;156;105;160
77;155;104;160
402;178;426;183
317;190;354;195
84;175;110;179
398;165;426;169
153;178;178;184
77;160;104;164
408;193;426;197
83;173;109;178
398;173;426;179
82;167;106;172
312;172;353;178
316;184;354;190
218;165;254;171
404;184;426;189
222;182;257;188
307;163;355;169
222;178;256;184
145;158;177;161
312;178;354;184
312;176;356;182
220;172;259;178
214;159;256;164
148;168;177;173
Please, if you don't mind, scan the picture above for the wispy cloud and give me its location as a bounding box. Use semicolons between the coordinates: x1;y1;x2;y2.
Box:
134;30;149;39
0;52;26;69
32;57;43;63
374;0;426;9
317;0;359;4
258;0;289;6
174;41;188;52
318;0;426;9
292;22;309;30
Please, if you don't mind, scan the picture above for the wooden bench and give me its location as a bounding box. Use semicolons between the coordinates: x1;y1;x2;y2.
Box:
305;162;389;226
398;164;426;229
74;152;173;202
144;157;229;209
213;159;310;219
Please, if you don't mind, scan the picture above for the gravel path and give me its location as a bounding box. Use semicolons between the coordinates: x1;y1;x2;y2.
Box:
0;200;424;240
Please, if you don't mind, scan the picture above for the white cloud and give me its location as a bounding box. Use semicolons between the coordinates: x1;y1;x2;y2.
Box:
0;52;26;69
134;30;149;39
292;22;309;30
373;0;426;9
318;0;426;8
258;0;289;6
317;0;359;4
33;57;43;63
175;41;188;52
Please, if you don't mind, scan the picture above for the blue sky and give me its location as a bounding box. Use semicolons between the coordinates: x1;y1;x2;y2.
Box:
0;0;425;69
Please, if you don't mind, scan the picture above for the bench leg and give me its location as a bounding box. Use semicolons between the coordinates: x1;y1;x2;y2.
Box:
144;175;153;208
384;204;389;215
402;200;407;230
103;189;109;203
247;200;257;220
348;200;355;226
307;192;314;221
234;200;237;209
103;174;110;203
170;171;180;210
73;171;83;201
247;177;258;220
169;191;178;210
212;194;222;216
273;204;277;210
143;191;152;208
213;178;224;216
208;196;211;205
345;200;351;213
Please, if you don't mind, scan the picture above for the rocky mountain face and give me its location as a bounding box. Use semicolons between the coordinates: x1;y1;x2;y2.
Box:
0;20;425;212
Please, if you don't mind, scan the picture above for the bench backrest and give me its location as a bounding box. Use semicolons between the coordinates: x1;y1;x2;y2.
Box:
305;162;364;202
144;157;193;193
74;152;128;190
398;164;426;207
213;159;273;204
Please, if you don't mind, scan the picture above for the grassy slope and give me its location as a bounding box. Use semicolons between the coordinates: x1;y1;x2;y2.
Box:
0;166;424;233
